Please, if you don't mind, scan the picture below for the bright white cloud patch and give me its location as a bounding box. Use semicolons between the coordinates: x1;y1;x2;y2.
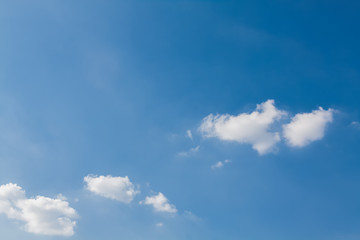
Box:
141;192;177;213
0;183;77;236
283;107;334;147
84;175;139;203
199;100;286;154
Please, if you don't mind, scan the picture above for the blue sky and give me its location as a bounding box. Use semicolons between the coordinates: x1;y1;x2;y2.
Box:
0;1;360;239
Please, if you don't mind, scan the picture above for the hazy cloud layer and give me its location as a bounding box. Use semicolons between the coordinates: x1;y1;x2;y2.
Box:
0;183;77;236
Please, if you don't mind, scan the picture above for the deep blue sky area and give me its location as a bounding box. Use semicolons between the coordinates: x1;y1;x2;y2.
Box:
0;1;360;240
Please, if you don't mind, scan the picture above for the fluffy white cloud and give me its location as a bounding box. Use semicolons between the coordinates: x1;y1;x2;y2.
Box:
199;100;286;154
84;175;139;203
0;183;77;236
283;107;334;147
141;192;177;213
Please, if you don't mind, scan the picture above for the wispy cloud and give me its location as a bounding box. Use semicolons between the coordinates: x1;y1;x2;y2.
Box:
351;121;360;130
156;222;164;227
178;145;200;157
186;130;193;140
211;159;231;169
183;210;202;222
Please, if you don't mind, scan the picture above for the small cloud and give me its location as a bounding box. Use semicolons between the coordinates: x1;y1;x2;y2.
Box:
178;145;200;157
199;100;286;155
211;159;231;169
193;145;200;151
186;130;193;140
283;107;334;147
84;175;139;203
156;222;164;227
140;192;177;213
211;161;223;169
0;183;77;236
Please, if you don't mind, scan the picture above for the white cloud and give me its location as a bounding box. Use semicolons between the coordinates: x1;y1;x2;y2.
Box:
178;145;200;157
199;100;286;154
186;130;193;140
84;175;139;203
0;183;77;236
141;192;177;213
211;159;231;169
283;107;334;147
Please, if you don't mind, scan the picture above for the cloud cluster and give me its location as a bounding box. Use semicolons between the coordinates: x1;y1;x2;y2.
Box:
199;100;334;154
1;99;336;237
0;183;77;236
141;192;177;213
1;175;180;236
84;175;139;203
84;175;178;214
